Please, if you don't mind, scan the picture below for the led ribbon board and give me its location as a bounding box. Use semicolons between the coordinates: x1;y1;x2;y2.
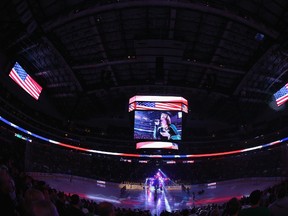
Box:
0;116;285;159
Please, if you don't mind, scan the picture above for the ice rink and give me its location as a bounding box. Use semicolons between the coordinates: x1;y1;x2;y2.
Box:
29;173;283;216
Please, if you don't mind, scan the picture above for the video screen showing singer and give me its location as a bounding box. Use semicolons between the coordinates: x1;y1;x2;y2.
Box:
153;112;181;141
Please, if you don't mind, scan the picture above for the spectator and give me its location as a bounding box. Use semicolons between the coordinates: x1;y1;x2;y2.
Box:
0;170;19;216
268;186;288;216
225;197;241;216
31;199;59;216
239;190;271;216
22;188;45;216
55;192;66;216
97;201;115;216
64;194;85;216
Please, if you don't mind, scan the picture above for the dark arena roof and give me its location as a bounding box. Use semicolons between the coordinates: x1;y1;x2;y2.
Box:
1;0;288;154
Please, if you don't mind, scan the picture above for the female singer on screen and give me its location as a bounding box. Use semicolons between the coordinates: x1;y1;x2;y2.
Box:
153;112;181;141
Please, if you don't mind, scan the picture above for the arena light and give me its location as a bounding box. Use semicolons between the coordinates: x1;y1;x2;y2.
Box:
139;160;148;163
207;182;216;187
163;192;172;212
182;160;194;164
15;133;32;142
85;195;120;204
166;160;176;164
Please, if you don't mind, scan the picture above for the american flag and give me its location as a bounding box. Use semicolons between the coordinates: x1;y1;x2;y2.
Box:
274;83;288;106
9;62;42;100
136;101;182;111
128;102;136;112
182;104;188;113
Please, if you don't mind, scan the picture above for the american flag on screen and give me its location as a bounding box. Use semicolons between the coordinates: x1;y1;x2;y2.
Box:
182;104;188;113
9;62;42;100
128;102;136;112
135;101;182;111
274;83;288;106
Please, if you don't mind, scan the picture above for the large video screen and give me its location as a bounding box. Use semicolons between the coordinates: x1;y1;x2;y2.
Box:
274;83;288;106
134;110;182;141
9;62;42;100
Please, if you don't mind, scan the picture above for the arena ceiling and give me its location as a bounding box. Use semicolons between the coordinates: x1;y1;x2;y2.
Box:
1;0;288;131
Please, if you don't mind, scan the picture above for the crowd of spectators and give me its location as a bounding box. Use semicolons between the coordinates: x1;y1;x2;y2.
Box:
26;139;287;184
